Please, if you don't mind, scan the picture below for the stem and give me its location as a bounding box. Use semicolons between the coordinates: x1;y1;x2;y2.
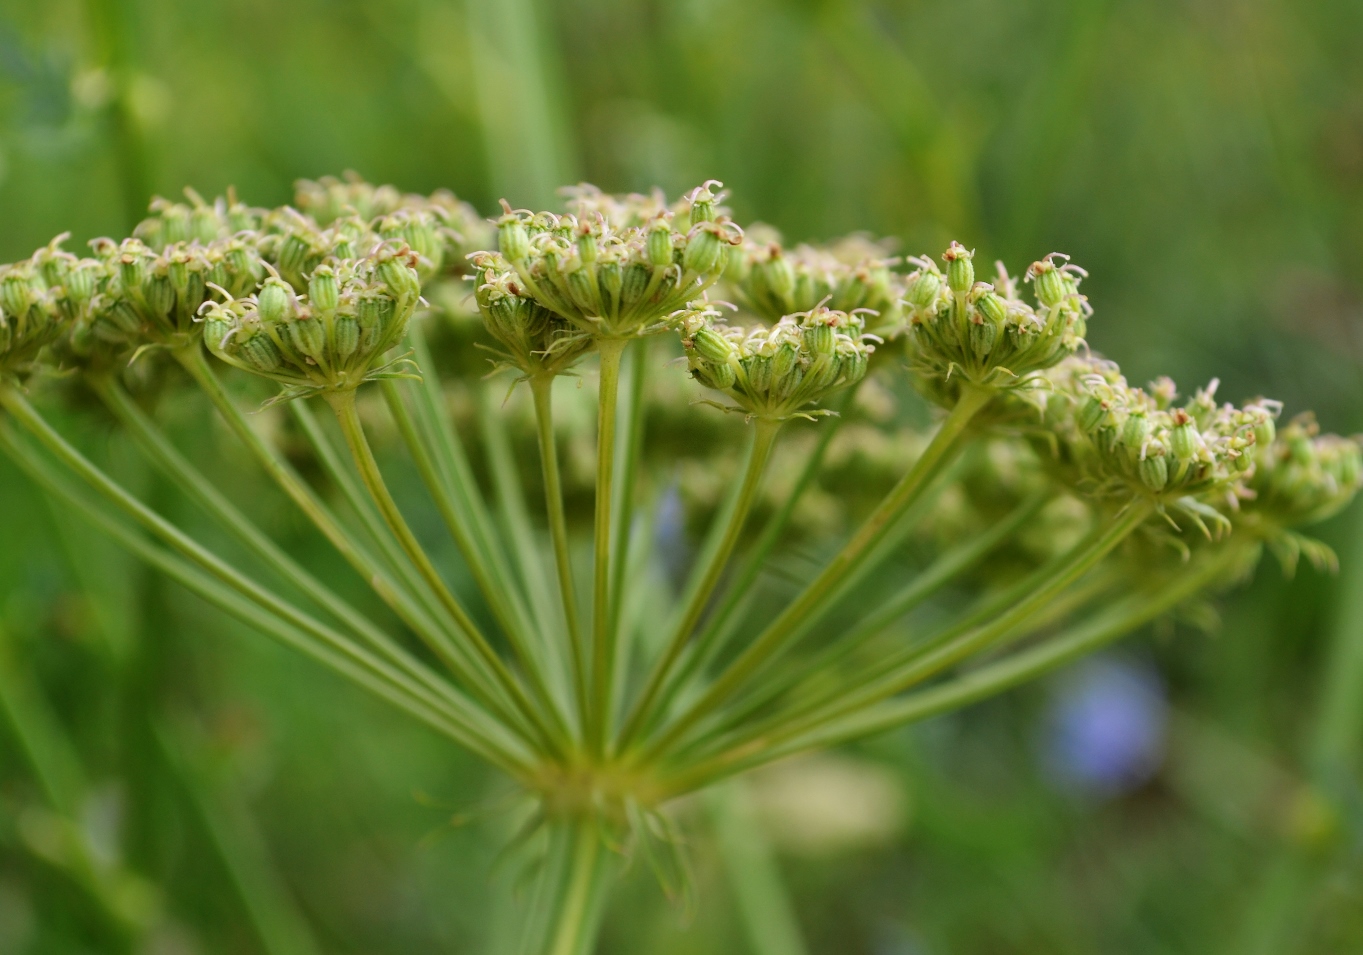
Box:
532;375;588;731
661;537;1241;797
689;499;1153;769
588;338;628;754
95;377;472;719
608;339;649;647
640;384;993;762
325;389;567;758
408;322;521;606
620;419;781;749
0;422;532;777
699;490;1050;742
174;348;456;656
544;822;606;955
381;380;556;708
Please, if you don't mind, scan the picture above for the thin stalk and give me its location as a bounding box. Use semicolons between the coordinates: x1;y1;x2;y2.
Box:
543;821;609;955
287;399;526;734
637;409;852;739
174;347;460;663
697;390;854;651
639;384;994;762
325;389;568;757
408;322;519;599
698;500;1153;766
698;490;1050;741
381;380;553;703
0;424;532;777
476;388;574;720
95;377;469;717
608;338;649;646
662;538;1242;796
532;375;587;731
588;337;628;753
284;396;530;739
620;419;781;748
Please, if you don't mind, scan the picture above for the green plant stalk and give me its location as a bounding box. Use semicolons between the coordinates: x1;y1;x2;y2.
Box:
0;625;88;814
608;339;649;649
620;419;781;749
381;379;557;707
95;377;472;718
531;374;589;730
477;388;574;720
696;390;854;651
640;383;994;762
588;337;628;755
543;821;609;955
661;539;1244;797
697;490;1050;742
635;409;851;742
326;389;568;758
175;347;474;677
0;424;533;777
0;410;517;760
287;399;527;734
408;322;519;598
685;500;1153;771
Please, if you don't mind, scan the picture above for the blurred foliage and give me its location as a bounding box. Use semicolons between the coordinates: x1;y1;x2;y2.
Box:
0;0;1361;952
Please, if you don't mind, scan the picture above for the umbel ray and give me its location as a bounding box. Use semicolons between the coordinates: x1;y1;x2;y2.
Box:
0;174;1356;952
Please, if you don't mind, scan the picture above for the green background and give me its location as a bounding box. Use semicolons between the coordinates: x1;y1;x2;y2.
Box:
0;0;1360;952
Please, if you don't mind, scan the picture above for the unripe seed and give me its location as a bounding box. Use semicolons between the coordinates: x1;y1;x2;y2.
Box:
943;242;974;293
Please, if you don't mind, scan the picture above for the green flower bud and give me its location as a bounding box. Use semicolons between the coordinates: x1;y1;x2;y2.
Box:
203;315;231;351
943;242;974;293
1078;395;1108;433
66;263;99;303
142;274;176;318
1121;409;1149;453
647;221;674;267
1254;416;1276;450
803;322;835;357
687;181;721;225
1170;419;1198;460
691;327;735;364
969;315;997;355
905;268;941;309
107;301;142;336
378;255;421;302
621;262;650;305
1029;257;1068;307
974;288;1008;327
2;274;34;318
239;331;282;372
257;280;294;325
1139;446;1169;490
598;260;622;303
761;250;795;302
279;235;312;282
289;314;326;359
744;354;772;393
684;224;725;275
119;252;146;294
698;359;735;390
498;213;530;262
772;341;803;397
332;315;360;360
576;228;598;265
309;265;339;312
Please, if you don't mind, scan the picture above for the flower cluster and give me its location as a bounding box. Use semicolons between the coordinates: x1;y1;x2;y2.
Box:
679;304;875;420
905;245;1090;396
131;189;264;250
201;242;422;401
471;266;595;379
725;236;905;334
0;239;97;377
471;181;742;340
1249;414;1363;529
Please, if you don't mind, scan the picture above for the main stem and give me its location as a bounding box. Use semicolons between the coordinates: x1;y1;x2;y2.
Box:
640;384;993;762
588;338;628;756
325;389;566;758
532;375;588;734
620;418;781;748
544;821;606;955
